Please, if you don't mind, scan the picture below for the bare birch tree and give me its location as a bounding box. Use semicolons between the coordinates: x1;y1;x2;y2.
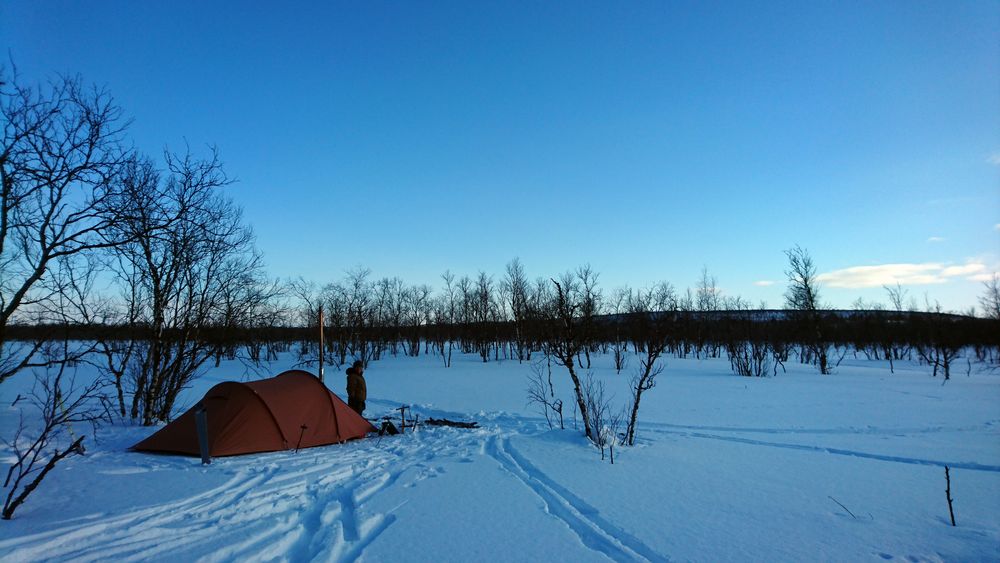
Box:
980;274;1000;320
108;149;266;424
547;275;594;441
784;245;830;374
0;69;130;383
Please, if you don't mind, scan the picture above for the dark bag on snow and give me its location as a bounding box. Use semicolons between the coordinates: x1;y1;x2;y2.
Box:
379;420;400;436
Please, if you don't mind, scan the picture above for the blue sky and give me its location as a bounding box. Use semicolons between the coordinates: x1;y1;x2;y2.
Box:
4;1;998;311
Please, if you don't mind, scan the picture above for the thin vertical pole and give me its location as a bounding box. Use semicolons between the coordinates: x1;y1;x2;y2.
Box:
318;306;325;383
195;403;211;465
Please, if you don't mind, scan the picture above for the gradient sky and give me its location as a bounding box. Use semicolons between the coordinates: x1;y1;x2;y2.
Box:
4;1;998;312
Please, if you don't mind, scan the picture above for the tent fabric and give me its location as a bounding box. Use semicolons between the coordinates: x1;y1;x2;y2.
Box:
132;370;375;457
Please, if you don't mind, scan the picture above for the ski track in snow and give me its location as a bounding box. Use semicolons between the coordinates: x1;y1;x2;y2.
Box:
0;464;280;561
486;433;670;563
648;429;1000;473
638;419;1000;437
493;412;1000;473
2;407;996;561
0;435;456;563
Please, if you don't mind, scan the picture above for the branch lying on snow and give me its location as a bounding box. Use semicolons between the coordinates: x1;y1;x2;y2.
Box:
423;418;479;429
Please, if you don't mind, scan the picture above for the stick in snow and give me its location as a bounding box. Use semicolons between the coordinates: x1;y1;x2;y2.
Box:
295;424;308;453
828;496;857;520
397;406;409;433
945;466;956;527
195;404;211;465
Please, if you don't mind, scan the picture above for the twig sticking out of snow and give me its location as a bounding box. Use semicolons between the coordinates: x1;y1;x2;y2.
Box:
945;466;956;527
828;496;858;520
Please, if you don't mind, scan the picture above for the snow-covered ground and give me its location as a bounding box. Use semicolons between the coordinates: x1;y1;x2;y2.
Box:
2;350;999;562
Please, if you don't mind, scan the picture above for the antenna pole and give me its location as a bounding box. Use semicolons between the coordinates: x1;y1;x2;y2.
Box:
318;305;325;382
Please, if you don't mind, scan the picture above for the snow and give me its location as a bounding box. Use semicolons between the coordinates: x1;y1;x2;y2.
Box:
2;350;999;562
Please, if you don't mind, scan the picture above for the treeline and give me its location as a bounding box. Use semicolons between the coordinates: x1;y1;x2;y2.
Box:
6;264;998;395
6;308;998;366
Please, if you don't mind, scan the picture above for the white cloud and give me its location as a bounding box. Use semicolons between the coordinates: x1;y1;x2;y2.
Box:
995;223;1000;232
926;236;945;243
967;272;998;283
753;280;775;287
989;153;1000;166
940;263;986;277
816;261;988;288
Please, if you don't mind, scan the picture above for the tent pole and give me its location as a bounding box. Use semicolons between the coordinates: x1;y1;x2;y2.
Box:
318;306;325;383
195;403;211;465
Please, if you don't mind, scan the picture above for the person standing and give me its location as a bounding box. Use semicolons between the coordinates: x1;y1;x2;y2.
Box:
346;360;367;416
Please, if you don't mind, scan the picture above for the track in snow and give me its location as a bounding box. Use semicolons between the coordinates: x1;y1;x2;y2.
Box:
638;419;1000;437
648;428;1000;473
3;407;995;562
486;434;669;563
0;439;430;563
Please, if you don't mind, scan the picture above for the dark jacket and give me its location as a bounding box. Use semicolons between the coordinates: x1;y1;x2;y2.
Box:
346;367;367;403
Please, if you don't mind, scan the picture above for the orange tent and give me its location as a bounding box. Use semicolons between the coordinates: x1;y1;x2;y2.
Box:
132;370;375;457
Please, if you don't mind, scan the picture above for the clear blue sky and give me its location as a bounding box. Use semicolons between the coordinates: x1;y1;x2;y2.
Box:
4;1;998;311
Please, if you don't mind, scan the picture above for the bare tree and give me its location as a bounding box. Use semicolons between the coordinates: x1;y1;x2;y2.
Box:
473;271;496;362
371;276;404;357
979;274;1000;320
696;266;720;312
880;282;912;372
609;286;631;373
1;69;130;383
547;276;594;440
525;276;553;352
2;341;112;519
625;286;669;446
316;281;350;365
36;251;137;418
692;267;723;358
784;245;830;374
977;274;1000;371
342;266;373;365
885;282;909;313
289;276;323;364
504;258;530;362
289;277;320;327
724;297;773;378
915;298;960;380
0;68;134;518
108;149;265;424
575;265;602;369
582;374;623;460
403;283;432;356
651;281;678;312
438;270;457;367
526;359;563;430
239;281;288;367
